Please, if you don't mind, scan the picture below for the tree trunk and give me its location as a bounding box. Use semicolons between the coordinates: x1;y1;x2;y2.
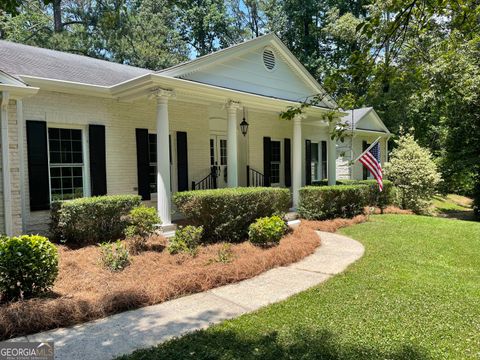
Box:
53;0;62;32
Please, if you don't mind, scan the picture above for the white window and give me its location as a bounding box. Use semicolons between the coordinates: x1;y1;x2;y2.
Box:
148;133;173;194
311;142;319;182
270;140;281;185
48;127;85;201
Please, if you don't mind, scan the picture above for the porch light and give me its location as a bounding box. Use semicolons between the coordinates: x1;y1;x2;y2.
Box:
240;109;249;136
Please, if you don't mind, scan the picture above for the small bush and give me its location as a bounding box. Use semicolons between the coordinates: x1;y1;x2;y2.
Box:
168;226;203;256
51;195;142;245
124;206;160;238
298;185;369;220
384;134;442;213
173;187;290;242
0;235;58;300
248;215;287;246
124;206;160;254
99;240;130;271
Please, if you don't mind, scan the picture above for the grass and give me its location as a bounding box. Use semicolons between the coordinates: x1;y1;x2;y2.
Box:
432;194;472;212
119;215;480;360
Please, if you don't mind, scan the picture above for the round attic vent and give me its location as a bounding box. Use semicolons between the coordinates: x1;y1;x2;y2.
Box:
262;48;276;71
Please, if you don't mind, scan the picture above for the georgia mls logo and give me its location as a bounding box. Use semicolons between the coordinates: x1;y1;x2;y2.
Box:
0;341;54;360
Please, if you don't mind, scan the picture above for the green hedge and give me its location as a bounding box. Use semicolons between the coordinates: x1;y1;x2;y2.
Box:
0;235;58;300
50;195;142;245
311;179;395;210
173;187;290;242
298;185;369;220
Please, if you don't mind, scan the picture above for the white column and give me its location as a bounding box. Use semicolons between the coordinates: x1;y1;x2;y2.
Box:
328;120;337;186
1;91;12;236
292;114;303;208
226;100;240;188
152;89;174;226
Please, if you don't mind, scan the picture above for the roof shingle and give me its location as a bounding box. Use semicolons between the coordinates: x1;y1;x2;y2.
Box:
0;40;151;86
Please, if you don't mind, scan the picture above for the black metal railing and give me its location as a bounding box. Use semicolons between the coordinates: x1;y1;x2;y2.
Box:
246;165;264;187
192;166;218;190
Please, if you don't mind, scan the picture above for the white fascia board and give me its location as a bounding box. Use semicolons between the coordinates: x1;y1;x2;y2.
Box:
0;83;39;99
354;128;391;136
19;75;112;98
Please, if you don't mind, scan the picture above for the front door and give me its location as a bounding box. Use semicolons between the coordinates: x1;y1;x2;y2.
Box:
210;135;228;188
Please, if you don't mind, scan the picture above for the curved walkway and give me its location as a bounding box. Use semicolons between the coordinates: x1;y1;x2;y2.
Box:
16;231;364;360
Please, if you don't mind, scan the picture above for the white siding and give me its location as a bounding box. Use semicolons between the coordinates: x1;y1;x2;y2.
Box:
181;48;320;103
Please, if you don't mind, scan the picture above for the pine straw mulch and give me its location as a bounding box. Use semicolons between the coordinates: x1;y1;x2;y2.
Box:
0;209;413;340
1;220;331;340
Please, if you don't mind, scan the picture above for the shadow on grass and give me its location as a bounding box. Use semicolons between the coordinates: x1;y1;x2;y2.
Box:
122;326;431;360
435;208;476;221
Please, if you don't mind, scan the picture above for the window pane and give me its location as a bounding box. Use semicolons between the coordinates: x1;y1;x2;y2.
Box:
210;139;215;166
220;139;227;165
270;163;280;184
48;128;60;139
311;143;319;162
270;141;281;162
60;128;71;140
71;129;82;140
50;166;83;201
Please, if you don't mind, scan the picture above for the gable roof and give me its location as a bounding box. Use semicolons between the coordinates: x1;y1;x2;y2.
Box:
158;33;337;107
0;40;150;86
0;35;336;108
341;107;390;134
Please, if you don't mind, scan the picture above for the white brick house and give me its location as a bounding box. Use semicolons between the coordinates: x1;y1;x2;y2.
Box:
0;34;390;236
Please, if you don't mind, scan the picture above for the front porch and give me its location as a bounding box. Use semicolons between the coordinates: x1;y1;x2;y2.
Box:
145;88;340;228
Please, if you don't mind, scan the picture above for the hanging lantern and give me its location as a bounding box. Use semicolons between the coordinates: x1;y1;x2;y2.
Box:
240;108;249;136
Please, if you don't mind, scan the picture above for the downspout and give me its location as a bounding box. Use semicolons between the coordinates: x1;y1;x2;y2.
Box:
1;91;13;236
17;100;26;233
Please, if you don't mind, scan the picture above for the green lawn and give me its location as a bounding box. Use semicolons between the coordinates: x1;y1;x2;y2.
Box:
119;215;480;360
432;194;474;220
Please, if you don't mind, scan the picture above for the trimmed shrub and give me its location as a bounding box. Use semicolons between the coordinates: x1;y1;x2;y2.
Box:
168;225;203;256
173;187;290;242
248;215;287;246
51;195;142;245
311;179;396;211
0;235;58;300
384;134;442;213
298;185;369;220
99;240;130;271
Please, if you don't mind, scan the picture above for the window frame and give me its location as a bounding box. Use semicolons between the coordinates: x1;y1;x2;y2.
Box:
310;142;320;182
269;139;283;186
46;123;90;203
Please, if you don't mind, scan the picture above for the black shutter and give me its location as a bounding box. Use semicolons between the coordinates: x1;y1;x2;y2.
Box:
89;125;107;196
26;120;50;211
176;131;188;192
263;137;271;187
135;128;150;200
362;140;369;180
305;139;312;185
284;138;291;187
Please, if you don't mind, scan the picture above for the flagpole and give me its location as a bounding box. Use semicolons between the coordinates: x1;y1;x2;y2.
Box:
352;136;382;163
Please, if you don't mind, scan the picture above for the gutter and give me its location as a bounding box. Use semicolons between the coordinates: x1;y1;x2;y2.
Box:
1;91;13;236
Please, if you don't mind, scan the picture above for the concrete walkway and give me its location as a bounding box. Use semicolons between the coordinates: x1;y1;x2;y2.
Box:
16;231;364;360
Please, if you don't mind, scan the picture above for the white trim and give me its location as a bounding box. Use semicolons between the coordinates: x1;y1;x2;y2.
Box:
269;138;283;187
46;123;90;202
17;100;26;233
1;91;13;235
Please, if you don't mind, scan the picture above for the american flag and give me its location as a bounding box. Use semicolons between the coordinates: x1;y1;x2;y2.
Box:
359;141;383;191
